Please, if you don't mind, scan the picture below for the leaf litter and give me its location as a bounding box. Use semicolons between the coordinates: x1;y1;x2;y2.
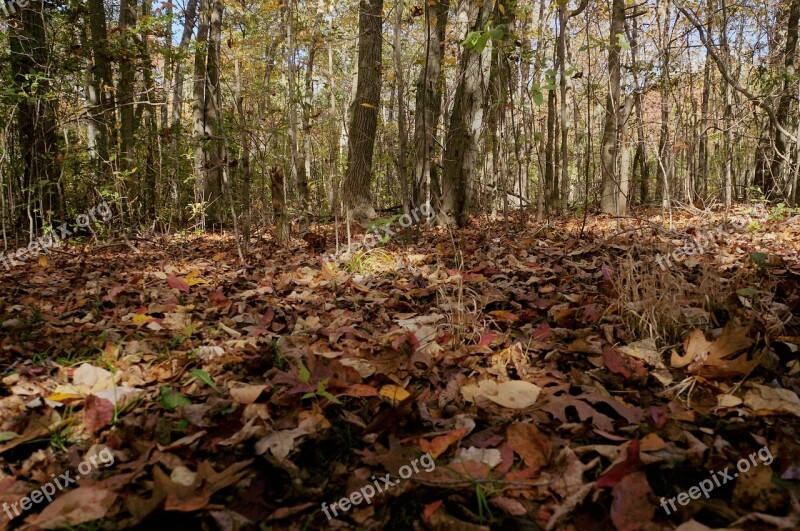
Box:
0;209;798;529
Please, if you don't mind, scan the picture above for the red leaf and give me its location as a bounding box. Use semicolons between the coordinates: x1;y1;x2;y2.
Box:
84;395;114;433
596;439;642;488
423;500;444;520
167;275;190;292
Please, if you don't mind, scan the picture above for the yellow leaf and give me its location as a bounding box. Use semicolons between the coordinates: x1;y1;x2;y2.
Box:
186;269;208;286
360;103;377;109
498;3;505;14
379;384;410;405
212;253;226;261
46;392;84;403
132;314;154;325
38;256;49;267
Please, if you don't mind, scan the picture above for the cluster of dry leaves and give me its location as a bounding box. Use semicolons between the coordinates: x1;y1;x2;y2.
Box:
0;208;798;530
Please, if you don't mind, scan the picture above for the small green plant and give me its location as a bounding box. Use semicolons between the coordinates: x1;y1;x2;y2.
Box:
271;338;288;370
188;368;220;392
301;377;341;404
767;202;800;221
297;361;341;404
159;386;191;411
47;412;76;452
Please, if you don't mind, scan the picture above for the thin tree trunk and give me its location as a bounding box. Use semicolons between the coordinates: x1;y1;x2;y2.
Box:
192;0;210;227
393;0;410;213
599;0;626;215
413;0;449;213
204;0;224;225
698;3;712;201
118;0;138;213
171;0;198;219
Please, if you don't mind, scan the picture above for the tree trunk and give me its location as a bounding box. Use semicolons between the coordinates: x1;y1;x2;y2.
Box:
271;166;289;243
171;0;198;217
599;0;625;215
139;0;158;217
769;0;800;199
697;3;712;201
393;0;410;213
192;0;210;226
439;0;492;227
413;0;449;213
118;0;137;182
87;0;116;169
203;0;224;225
9;1;62;230
301;41;316;214
342;0;384;221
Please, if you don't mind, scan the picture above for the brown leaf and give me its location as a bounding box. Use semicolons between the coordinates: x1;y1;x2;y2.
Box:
610;471;654;531
672;323;754;372
30;486;116;529
507;423;551;472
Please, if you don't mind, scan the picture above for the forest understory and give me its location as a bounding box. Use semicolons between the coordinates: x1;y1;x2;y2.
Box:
1;207;799;530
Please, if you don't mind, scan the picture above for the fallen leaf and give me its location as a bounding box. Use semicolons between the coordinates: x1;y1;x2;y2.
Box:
30;486;116;529
507;422;552;472
461;380;541;409
610;471;654;531
379;384;411;405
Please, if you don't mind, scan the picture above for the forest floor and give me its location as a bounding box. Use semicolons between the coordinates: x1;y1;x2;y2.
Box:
1;206;799;530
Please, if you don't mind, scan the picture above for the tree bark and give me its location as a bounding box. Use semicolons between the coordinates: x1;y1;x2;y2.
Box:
170;0;198;217
342;0;384;221
9;1;62;230
439;0;492;227
393;0;410;213
414;0;449;214
203;0;224;225
118;0;137;179
599;0;626;215
192;0;211;225
769;0;800;199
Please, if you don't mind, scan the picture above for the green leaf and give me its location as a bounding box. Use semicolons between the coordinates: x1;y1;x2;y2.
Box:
474;32;492;53
160;387;191;411
737;287;758;298
298;361;311;383
189;369;219;391
616;33;630;50
0;431;19;442
462;30;482;47
533;90;544;106
302;392;315;400
750;252;769;266
488;28;504;40
318;390;342;405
